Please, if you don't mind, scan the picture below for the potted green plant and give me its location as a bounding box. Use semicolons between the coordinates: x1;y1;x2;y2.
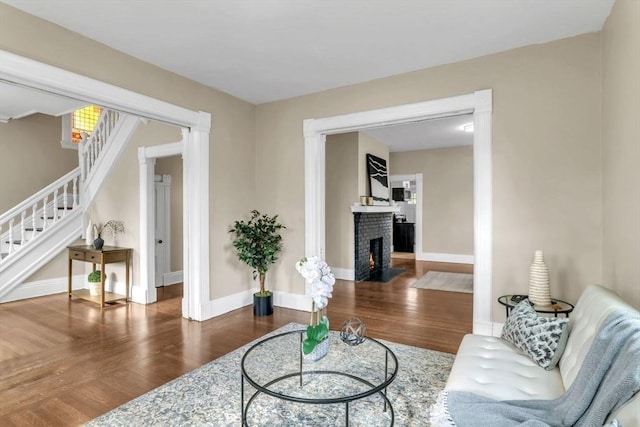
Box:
229;210;285;316
88;270;102;296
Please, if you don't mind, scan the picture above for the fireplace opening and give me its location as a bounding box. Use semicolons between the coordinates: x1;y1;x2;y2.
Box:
369;237;383;276
353;212;404;282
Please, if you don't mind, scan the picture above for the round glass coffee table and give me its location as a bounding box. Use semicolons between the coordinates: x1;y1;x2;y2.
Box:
241;329;398;426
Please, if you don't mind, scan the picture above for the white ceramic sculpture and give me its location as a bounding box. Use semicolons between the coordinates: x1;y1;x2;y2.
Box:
85;220;93;246
528;250;551;306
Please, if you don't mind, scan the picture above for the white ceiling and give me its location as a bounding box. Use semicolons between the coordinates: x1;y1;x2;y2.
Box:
364;114;473;152
1;0;614;105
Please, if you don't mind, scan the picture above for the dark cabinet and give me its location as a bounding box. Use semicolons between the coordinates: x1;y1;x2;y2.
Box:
393;222;415;253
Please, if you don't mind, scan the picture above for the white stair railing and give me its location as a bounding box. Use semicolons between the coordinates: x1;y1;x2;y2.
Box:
78;109;120;182
0;169;80;261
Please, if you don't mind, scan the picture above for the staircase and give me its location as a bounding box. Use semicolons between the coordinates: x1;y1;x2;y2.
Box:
0;109;141;301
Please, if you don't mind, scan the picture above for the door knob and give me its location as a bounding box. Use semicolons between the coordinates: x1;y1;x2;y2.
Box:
157;240;163;244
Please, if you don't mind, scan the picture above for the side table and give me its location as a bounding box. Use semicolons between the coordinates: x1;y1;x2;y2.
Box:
68;245;132;308
498;295;574;318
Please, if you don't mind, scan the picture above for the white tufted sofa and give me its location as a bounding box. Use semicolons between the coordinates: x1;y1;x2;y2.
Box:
445;284;639;425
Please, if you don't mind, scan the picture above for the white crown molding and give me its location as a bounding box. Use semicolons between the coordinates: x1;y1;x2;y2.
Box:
0;50;198;127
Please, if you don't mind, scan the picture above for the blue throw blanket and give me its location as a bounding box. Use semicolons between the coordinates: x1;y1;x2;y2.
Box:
438;309;640;426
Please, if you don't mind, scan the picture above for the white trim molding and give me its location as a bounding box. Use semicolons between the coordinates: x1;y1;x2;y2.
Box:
304;90;493;334
163;270;184;286
330;267;355;281
199;288;311;319
417;252;475;264
0;49;212;321
0;275;84;303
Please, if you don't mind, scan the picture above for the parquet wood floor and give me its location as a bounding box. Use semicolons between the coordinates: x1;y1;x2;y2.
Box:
0;259;471;426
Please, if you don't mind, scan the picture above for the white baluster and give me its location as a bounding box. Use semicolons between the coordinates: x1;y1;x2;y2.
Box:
53;189;59;223
90;137;96;169
98;122;104;153
31;204;37;240
78;134;87;181
41;196;48;231
62;182;68;216
20;211;26;246
8;218;14;254
73;176;79;208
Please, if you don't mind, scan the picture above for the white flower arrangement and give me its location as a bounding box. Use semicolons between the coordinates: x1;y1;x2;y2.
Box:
296;256;336;355
296;256;335;309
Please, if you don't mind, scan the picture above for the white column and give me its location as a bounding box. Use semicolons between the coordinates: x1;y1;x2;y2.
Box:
137;148;156;304
183;113;210;321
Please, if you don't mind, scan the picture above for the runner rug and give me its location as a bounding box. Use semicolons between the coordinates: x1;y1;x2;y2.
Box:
84;323;454;426
410;271;473;293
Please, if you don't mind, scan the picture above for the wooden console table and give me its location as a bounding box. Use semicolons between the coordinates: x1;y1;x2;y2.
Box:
67;245;132;307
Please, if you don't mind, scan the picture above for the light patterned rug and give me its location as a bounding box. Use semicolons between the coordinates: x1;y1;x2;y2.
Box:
84;323;454;426
410;271;473;293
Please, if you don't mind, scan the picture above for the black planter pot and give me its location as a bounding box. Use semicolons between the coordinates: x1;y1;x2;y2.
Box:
253;293;273;316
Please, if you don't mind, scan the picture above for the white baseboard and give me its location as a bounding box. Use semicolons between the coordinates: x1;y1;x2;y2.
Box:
417;252;475;264
273;290;311;312
198;288;311;320
0;275;85;303
492;322;504;337
163;270;183;286
472;320;503;337
330;267;354;281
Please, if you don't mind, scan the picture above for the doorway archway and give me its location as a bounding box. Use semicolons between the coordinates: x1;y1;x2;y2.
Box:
0;50;211;320
303;89;493;334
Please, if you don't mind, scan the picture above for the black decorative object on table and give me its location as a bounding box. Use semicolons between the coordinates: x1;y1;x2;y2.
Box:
340;317;367;346
93;236;104;250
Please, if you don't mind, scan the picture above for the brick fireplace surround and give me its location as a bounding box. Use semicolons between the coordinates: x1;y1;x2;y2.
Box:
353;212;393;281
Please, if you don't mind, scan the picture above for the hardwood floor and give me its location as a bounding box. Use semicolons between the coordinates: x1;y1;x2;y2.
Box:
0;259;471;426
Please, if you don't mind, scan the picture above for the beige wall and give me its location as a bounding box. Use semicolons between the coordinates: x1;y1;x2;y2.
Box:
325;131;389;271
391;146;474;255
1;3;256;299
4;2;636;318
256;33;603;320
0;114;77;212
325;133;358;269
156;156;184;272
602;0;640;309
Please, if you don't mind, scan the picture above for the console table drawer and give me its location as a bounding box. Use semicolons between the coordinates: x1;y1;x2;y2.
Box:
69;251;85;261
85;253;100;262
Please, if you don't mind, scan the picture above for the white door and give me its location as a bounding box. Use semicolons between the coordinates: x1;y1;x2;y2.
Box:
154;175;171;287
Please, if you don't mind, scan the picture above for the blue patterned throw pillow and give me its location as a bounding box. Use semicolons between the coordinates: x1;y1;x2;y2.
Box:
501;300;569;370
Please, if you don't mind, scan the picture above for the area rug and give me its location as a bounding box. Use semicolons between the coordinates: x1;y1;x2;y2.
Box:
84;323;454;426
410;271;473;293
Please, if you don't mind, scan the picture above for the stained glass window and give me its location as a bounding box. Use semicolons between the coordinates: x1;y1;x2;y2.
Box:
71;105;102;143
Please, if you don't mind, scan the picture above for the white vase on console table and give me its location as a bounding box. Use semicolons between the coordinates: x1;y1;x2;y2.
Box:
528;250;551;306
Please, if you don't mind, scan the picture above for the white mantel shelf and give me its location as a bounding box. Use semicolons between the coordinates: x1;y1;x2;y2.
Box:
351;204;401;213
